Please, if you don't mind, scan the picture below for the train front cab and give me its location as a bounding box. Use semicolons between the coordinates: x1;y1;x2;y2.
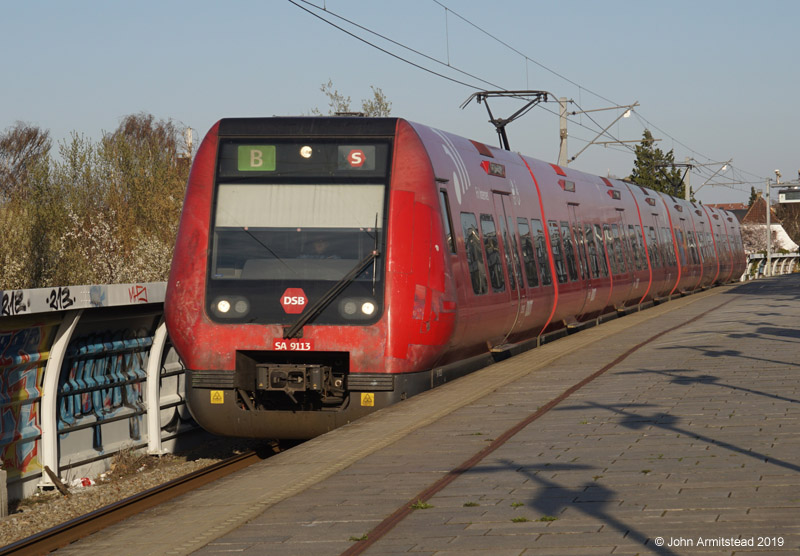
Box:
167;117;458;439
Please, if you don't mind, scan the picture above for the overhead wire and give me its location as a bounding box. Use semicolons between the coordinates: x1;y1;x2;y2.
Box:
290;0;503;91
287;0;483;90
430;0;620;108
430;2;771;185
291;0;632;149
291;0;764;187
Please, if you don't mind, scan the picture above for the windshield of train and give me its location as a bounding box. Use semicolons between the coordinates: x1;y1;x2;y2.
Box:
207;140;390;325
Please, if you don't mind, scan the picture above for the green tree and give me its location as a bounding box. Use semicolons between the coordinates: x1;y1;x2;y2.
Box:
748;186;758;207
312;80;392;117
630;129;685;197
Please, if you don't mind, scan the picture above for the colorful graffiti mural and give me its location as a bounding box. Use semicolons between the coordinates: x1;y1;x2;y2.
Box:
59;331;152;447
0;282;180;500
0;322;57;480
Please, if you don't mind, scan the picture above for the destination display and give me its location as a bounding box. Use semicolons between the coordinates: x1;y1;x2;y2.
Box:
218;140;389;179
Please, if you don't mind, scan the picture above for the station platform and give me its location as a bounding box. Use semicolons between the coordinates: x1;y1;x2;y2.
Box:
59;275;800;555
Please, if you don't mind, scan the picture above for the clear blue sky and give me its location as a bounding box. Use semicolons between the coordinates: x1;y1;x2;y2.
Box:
3;0;798;204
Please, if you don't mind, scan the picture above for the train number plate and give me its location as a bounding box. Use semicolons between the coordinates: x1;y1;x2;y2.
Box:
272;339;314;351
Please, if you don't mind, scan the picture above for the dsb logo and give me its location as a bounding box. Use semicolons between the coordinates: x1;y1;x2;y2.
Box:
280;288;307;314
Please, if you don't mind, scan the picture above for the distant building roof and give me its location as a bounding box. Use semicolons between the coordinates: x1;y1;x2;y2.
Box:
708;203;748;211
707;203;748;223
741;195;781;225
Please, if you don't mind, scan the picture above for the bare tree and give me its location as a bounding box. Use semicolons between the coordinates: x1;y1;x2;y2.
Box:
99;113;189;255
775;203;800;249
312;80;392;117
1;113;192;289
0;122;51;200
360;86;392;117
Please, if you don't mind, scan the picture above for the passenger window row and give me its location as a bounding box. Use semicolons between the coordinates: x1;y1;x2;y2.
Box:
457;210;633;295
448;206;729;297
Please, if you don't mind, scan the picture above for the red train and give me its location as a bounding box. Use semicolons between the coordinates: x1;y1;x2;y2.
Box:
165;117;746;439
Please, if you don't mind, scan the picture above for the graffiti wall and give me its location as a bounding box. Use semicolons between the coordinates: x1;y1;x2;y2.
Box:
0;320;58;481
0;282;175;497
59;330;153;448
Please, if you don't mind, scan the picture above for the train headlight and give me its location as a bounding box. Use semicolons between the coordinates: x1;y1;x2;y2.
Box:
211;296;250;319
338;297;379;320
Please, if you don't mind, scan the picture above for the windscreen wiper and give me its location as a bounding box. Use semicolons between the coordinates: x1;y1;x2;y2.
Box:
283;249;380;339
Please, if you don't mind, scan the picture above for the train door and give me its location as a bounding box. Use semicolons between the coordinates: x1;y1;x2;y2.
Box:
651;212;674;296
611;209;635;307
620;210;648;304
568;203;591;317
493;192;526;343
675;217;692;291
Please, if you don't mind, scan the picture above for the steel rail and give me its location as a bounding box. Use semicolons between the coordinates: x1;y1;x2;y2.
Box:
1;450;263;556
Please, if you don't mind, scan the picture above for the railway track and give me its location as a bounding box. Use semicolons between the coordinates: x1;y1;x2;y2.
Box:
1;450;263;556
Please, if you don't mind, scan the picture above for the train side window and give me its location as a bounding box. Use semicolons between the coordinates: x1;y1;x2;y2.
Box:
603;224;617;275
439;190;456;253
634;225;647;270
560;221;579;281
707;232;715;260
624;224;639;271
594;224;609;277
697;232;704;263
497;216;517;291
573;224;590;279
531;219;552;285
696;231;704;262
480;214;505;292
517;218;539;287
720;233;730;261
460;212;488;295
548;220;568;284
626;227;637;271
687;231;700;264
675;228;687;265
584;224;599;278
661;227;676;265
714;231;724;262
611;224;627;273
696;231;706;262
670;228;678;265
647;226;660;268
507;217;524;289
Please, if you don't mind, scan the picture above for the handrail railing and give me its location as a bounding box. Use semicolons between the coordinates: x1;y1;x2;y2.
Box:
741;253;798;280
